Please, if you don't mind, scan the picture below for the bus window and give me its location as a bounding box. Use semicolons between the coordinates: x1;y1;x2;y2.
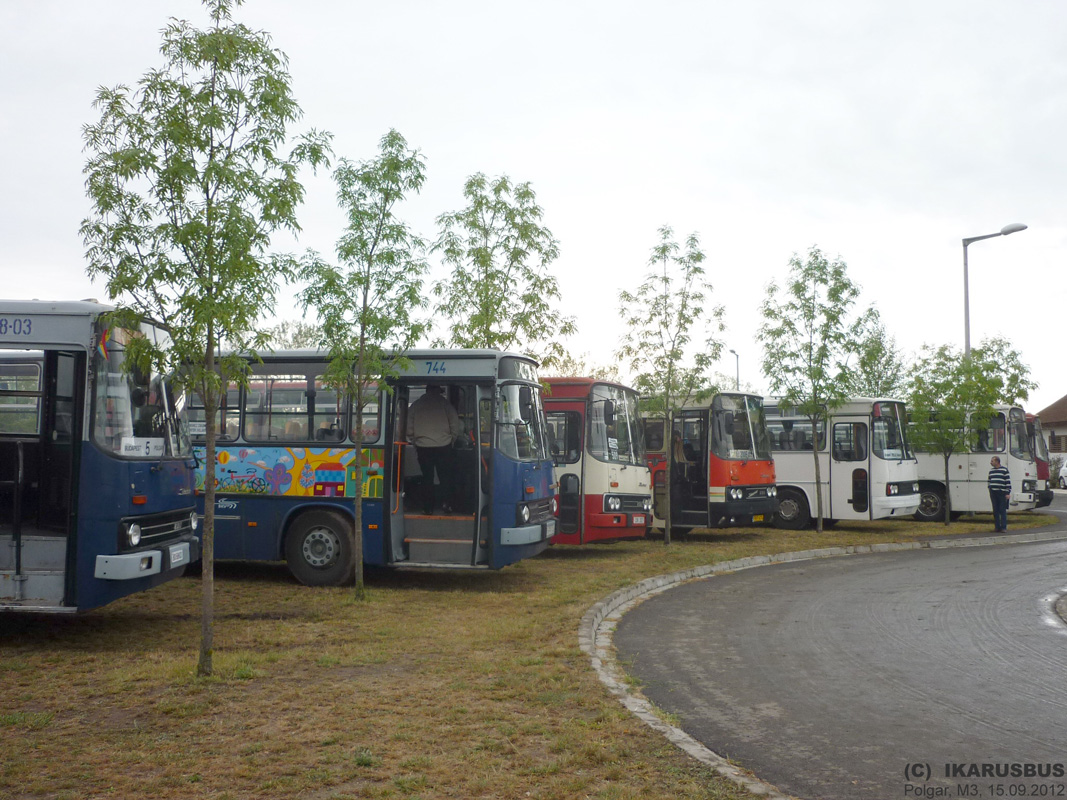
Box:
245;375;307;442
311;376;345;442
546;410;581;464
832;422;867;461
974;413;1006;453
350;390;381;443
643;418;665;452
0;361;41;435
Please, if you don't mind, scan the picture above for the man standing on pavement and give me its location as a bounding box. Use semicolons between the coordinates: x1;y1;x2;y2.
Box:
987;455;1012;532
406;385;462;514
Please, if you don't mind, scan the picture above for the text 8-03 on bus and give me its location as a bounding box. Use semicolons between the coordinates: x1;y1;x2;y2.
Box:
0;300;199;613
190;349;557;585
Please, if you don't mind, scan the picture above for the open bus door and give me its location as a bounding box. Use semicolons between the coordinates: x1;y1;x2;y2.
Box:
1;350;84;607
673;410;709;529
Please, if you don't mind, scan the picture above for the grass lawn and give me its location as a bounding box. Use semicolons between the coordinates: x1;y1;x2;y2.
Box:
1;510;1058;799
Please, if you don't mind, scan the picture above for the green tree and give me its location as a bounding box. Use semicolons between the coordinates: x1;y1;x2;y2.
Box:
299;129;429;598
81;0;331;676
617;226;724;544
433;174;576;369
758;246;873;531
267;319;324;349
970;335;1037;405
906;344;1004;525
846;314;908;399
544;351;621;382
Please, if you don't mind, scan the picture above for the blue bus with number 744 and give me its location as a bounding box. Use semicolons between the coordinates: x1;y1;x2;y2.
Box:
189;349;557;585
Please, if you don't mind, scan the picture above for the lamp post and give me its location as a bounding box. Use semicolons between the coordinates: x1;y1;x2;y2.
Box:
963;223;1027;356
729;349;739;390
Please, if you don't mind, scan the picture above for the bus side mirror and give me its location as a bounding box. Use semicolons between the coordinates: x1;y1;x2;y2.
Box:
723;411;734;436
603;400;615;428
518;386;533;423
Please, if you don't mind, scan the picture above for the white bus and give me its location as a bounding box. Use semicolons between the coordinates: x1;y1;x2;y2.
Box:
913;405;1037;521
765;398;920;529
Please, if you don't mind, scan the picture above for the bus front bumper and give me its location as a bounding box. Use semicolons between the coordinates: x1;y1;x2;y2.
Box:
501;519;557;546
94;540;197;580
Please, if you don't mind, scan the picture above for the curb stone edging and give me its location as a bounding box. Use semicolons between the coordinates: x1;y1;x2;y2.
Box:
579;529;1067;799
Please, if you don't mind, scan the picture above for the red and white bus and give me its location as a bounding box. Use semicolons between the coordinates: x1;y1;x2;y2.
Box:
544;378;651;544
643;393;778;534
1025;412;1053;508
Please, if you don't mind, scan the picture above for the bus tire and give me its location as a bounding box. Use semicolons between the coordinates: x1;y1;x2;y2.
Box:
773;488;811;530
914;484;946;522
285;510;355;587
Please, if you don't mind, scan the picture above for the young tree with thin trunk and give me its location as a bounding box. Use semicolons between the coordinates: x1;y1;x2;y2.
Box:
617;226;724;545
846;314;908;399
433;174;576;369
299;129;428;599
81;0;331;676
758;246;873;532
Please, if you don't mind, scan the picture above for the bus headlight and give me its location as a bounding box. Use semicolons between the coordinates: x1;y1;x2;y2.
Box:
1022;479;1037;492
551;496;558;515
729;487;744;501
604;496;621;512
769;486;777;498
190;511;199;532
127;523;142;547
643;496;652;511
518;504;531;525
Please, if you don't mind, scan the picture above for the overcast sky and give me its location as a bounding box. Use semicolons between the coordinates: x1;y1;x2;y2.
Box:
2;1;1065;412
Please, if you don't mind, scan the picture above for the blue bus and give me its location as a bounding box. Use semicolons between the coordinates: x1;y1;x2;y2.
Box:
0;300;199;612
189;349;557;585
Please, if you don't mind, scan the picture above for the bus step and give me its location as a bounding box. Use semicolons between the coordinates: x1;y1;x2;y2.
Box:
404;537;472;564
0;569;65;605
0;535;66;571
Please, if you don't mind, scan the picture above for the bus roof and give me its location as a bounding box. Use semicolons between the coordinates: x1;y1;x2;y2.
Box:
0;298;114;350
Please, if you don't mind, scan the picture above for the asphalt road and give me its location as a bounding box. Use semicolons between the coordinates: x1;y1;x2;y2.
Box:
614;497;1067;800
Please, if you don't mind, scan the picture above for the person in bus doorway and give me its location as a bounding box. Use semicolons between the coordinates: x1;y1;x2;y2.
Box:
670;430;690;509
407;385;462;514
987;455;1012;532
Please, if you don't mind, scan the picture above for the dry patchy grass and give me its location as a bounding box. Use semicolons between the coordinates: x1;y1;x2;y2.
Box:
0;510;1056;799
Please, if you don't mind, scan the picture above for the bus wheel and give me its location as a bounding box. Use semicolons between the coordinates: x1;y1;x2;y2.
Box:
914;484;946;522
773;488;811;530
285;510;355;587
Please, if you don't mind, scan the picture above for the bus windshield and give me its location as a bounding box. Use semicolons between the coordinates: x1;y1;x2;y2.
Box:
496;383;549;462
711;394;772;461
588;384;645;465
91;326;191;458
1008;408;1032;461
872;401;913;460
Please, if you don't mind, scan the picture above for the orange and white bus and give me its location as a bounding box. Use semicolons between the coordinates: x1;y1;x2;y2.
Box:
644;393;778;534
544;378;651;544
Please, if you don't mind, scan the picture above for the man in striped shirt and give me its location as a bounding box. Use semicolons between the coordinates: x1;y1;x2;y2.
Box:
987;456;1012;532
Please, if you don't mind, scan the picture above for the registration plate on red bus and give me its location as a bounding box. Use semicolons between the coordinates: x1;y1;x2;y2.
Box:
632;514;646;526
752;514;764;522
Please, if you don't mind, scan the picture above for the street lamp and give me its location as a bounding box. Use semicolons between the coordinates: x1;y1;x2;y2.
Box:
963;223;1027;356
729;349;739;390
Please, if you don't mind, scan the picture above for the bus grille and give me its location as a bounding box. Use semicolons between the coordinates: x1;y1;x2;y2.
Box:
120;507;197;549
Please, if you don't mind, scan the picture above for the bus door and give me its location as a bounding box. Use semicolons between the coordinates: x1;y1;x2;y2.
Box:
387;385;409;562
546;408;583;539
967;413;1006;511
0;350;83;606
829;417;870;519
673;410;709;527
395;382;482;566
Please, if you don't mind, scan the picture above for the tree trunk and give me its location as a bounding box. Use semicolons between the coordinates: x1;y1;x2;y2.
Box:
811;415;823;532
197;360;217;677
942;452;953;526
351;400;366;600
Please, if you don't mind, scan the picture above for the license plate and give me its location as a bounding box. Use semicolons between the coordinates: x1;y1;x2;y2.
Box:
169;544;189;567
753;514;764;522
632;514;647;525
